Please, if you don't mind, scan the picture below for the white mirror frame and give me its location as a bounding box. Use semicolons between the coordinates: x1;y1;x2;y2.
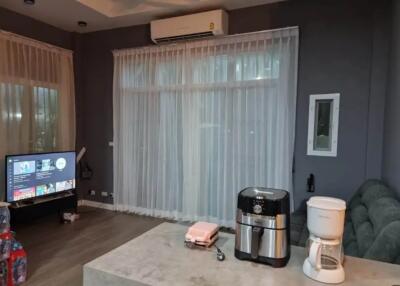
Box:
307;93;340;157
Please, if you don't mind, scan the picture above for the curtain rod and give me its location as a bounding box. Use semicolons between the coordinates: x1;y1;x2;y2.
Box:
112;26;299;55
0;29;73;55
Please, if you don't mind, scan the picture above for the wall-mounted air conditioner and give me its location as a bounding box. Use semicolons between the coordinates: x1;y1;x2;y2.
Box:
150;9;228;44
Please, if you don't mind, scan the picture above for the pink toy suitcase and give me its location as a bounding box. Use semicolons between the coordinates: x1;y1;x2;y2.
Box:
184;222;219;248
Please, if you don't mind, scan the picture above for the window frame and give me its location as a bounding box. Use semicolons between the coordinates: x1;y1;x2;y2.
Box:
307;93;340;157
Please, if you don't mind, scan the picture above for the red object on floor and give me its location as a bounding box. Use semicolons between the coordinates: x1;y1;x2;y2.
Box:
7;241;27;286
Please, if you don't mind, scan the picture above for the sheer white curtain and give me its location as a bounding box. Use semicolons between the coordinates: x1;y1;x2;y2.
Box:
113;27;298;227
0;30;75;198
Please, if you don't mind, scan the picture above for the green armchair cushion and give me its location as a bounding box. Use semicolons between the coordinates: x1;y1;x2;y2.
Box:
364;221;400;263
361;184;396;209
368;197;400;235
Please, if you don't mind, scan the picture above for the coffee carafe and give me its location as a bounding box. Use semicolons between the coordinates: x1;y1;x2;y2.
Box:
303;196;346;284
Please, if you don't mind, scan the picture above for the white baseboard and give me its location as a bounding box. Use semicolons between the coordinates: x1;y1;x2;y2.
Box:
78;199;115;211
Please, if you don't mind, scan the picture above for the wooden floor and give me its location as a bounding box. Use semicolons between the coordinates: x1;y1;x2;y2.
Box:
13;206;164;286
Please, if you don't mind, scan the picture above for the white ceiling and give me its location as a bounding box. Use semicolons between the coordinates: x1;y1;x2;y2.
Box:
0;0;285;33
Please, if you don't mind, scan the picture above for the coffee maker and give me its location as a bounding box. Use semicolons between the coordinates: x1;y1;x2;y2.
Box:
303;196;346;284
234;187;290;267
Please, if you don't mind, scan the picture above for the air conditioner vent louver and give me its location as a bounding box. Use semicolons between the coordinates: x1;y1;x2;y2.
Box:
155;31;214;44
151;10;228;44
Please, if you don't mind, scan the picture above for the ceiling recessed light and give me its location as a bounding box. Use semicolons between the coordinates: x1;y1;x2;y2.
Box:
77;21;88;27
24;0;35;4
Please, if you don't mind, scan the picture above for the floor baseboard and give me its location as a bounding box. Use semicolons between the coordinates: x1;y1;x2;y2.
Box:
78;199;115;211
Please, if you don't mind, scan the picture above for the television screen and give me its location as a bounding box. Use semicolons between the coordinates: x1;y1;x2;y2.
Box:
5;151;76;202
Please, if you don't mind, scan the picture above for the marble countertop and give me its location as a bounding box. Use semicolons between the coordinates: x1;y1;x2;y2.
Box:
84;222;400;286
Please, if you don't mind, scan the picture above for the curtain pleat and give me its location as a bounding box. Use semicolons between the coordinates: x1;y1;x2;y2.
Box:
113;28;299;227
0;30;75;200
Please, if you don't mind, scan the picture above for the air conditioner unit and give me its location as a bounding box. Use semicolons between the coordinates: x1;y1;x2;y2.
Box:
150;10;228;44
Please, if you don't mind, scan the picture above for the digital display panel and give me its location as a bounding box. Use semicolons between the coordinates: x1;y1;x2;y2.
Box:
6;152;76;202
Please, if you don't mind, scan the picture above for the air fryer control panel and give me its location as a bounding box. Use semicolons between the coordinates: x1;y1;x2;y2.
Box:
237;188;289;217
252;199;264;214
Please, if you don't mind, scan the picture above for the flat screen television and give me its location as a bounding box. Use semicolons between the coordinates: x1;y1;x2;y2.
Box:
5;151;76;203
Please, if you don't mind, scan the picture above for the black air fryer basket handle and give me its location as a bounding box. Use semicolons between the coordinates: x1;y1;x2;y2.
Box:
251;227;263;259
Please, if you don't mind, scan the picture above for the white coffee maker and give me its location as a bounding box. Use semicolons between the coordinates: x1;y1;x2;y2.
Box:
303;196;346;284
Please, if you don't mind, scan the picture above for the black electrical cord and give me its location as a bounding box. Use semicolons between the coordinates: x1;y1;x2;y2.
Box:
214;245;225;261
184;240;225;261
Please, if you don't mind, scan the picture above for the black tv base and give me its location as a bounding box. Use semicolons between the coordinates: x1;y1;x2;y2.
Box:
9;191;77;225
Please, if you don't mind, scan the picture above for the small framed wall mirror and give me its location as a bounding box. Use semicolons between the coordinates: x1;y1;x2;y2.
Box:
307;93;340;157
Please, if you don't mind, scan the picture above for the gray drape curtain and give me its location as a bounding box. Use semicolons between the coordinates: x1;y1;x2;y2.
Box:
113;27;299;227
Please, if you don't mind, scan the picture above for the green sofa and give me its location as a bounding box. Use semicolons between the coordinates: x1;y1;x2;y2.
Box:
291;179;400;264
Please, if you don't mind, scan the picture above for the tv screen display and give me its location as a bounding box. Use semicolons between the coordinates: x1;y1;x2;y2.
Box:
5;151;76;202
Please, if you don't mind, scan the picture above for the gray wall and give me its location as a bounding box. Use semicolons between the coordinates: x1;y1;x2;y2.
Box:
0;7;73;49
77;0;391;208
382;0;400;196
77;24;151;203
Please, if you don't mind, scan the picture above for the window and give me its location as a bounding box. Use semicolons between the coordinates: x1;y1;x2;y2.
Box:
307;93;340;157
0;83;59;152
33;87;59;152
113;28;299;226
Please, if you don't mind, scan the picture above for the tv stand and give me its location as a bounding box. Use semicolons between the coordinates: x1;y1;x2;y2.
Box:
11;191;75;208
9;191;77;225
13;199;35;208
